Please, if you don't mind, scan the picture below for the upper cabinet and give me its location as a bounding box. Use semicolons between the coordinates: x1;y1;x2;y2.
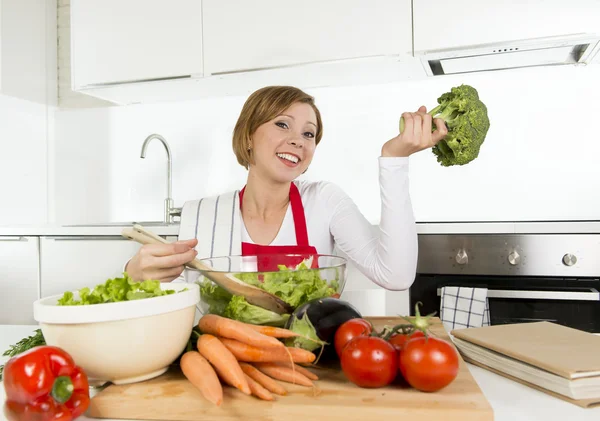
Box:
68;0;599;105
413;0;600;52
202;0;412;75
0;0;52;105
69;0;412;102
70;0;203;89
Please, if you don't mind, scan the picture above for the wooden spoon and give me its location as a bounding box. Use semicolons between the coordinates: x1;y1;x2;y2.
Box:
121;224;293;315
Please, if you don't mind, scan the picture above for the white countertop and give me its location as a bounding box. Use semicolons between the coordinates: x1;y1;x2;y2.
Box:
1;221;599;237
0;224;180;236
414;220;600;234
1;325;598;421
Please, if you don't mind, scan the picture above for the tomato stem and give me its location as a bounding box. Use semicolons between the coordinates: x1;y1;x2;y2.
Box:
409;302;437;338
380;324;414;341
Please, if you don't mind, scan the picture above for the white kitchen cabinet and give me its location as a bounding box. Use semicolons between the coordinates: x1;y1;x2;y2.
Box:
40;236;142;298
0;0;50;104
202;0;412;75
70;0;203;89
0;236;40;325
413;0;600;52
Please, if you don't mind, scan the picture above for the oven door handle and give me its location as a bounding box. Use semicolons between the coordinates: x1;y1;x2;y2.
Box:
436;288;600;301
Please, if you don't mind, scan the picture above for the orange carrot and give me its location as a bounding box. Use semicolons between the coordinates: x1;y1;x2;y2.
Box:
244;373;274;401
219;338;316;364
253;362;314;387
245;325;308;339
180;351;223;406
197;334;251;396
198;314;284;349
282;363;319;381
240;363;287;396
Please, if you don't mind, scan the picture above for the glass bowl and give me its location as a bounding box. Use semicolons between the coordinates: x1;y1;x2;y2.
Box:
188;254;347;326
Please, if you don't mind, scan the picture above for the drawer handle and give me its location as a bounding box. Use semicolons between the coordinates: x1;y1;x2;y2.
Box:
0;236;27;241
44;236;135;241
437;288;600;302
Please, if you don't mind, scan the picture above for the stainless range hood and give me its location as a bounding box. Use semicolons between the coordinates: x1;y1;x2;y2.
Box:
415;34;600;76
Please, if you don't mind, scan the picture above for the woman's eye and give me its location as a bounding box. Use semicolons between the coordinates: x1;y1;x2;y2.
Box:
304;132;315;139
275;121;288;129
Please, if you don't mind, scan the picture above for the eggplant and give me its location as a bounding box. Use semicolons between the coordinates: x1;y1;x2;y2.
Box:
284;297;362;362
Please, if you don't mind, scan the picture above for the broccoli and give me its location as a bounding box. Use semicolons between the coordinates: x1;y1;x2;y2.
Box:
400;84;490;167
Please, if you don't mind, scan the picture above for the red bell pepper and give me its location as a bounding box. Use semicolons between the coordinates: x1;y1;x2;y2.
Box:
2;345;90;421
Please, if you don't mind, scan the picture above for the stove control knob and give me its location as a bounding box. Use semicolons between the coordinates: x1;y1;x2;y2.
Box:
508;251;521;266
562;253;577;266
455;249;469;265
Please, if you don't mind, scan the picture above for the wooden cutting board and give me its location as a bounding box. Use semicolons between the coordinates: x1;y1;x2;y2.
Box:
87;317;494;421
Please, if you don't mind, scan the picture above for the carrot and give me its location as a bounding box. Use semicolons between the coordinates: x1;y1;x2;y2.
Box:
245;325;308;339
244;325;324;347
180;351;223;406
197;334;251;396
239;363;287;396
219;338;316;364
244;373;274;401
198;314;284;349
283;363;319;381
253;362;314;387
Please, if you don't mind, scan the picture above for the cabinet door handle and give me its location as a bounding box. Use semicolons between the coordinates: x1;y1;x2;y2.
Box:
0;236;27;241
486;288;600;302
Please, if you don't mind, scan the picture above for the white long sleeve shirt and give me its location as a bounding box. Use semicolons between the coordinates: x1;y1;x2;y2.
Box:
241;157;418;291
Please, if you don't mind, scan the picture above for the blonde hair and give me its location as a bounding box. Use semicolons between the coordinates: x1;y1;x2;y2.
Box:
233;86;323;169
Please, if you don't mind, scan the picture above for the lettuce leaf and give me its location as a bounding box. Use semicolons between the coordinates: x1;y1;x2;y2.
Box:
199;280;289;327
198;260;339;326
199;279;233;315
234;261;339;308
223;296;289;326
57;273;177;306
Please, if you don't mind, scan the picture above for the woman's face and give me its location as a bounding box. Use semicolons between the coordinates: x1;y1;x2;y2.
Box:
249;102;318;184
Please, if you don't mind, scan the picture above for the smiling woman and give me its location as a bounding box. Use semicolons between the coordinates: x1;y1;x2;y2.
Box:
124;85;448;292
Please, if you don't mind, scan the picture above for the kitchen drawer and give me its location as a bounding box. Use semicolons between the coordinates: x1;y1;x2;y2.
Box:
0;236;40;324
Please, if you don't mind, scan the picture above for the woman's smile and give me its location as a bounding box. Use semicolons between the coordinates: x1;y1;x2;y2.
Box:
276;152;301;167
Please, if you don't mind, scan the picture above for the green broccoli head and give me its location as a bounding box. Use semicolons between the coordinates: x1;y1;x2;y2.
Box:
433;114;481;166
399;84;490;167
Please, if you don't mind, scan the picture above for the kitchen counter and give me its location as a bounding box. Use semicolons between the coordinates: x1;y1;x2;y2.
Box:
1;220;600;237
415;220;600;234
0;224;180;236
1;325;598;421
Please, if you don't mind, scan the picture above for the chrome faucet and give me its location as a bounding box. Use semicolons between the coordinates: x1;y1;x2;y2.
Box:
140;134;181;223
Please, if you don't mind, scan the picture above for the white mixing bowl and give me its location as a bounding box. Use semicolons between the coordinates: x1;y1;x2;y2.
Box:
33;282;199;385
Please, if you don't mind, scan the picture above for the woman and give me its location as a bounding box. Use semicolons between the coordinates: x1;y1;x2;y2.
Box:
125;86;447;290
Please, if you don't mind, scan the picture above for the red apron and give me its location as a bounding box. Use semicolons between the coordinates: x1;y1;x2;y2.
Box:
239;183;319;272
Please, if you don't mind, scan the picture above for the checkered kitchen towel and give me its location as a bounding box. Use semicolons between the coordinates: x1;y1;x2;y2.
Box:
440;286;490;332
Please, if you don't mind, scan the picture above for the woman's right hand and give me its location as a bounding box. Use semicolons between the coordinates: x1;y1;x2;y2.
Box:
125;238;199;283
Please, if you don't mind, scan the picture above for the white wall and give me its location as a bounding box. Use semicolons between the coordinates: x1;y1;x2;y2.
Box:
52;64;600;225
0;95;49;225
0;0;56;226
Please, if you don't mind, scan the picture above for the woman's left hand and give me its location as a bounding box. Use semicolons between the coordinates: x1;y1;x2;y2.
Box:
381;106;448;158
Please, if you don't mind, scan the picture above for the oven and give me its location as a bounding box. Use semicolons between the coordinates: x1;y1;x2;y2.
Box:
409;233;600;333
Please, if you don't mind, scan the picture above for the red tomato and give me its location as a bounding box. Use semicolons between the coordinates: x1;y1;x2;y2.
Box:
334;318;372;357
340;336;397;388
398;336;460;392
388;330;425;352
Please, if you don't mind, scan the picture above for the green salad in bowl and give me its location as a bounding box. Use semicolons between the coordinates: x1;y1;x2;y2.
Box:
193;254;347;327
56;273;182;306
